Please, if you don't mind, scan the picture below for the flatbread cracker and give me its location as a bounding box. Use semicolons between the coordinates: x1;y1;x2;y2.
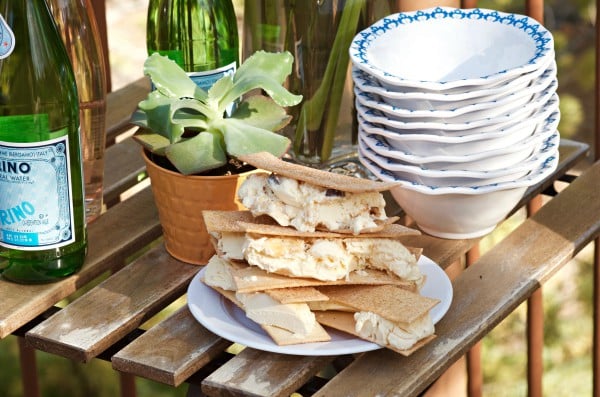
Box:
314;311;436;356
263;319;331;346
266;287;329;304
231;263;420;293
203;210;418;238
209;286;331;345
318;284;439;325
238;152;399;192
203;210;278;234
242;216;423;238
314;217;399;234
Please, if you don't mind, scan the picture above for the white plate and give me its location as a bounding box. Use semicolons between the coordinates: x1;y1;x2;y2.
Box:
187;255;453;356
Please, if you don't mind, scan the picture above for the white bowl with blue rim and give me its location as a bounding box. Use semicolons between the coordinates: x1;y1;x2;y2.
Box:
358;128;558;187
349;7;555;92
358;146;560;239
358;106;559;157
355;91;559;137
351;61;556;111
360;111;559;171
353;68;556;122
354;76;557;125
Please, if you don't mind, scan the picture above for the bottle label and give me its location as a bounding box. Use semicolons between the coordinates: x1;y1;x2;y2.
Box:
189;62;237;115
188;62;237;92
0;13;15;59
0;135;76;250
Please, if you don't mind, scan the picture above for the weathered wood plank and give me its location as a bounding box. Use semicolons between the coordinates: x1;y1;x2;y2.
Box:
105;77;150;143
312;159;600;397
515;139;589;210
112;306;231;386
202;348;332;397
24;245;199;362
103;137;147;207
0;187;161;339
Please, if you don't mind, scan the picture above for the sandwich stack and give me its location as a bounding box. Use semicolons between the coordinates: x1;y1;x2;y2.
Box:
200;152;440;355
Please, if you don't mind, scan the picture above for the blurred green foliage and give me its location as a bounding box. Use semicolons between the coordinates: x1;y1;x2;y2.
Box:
477;1;597;393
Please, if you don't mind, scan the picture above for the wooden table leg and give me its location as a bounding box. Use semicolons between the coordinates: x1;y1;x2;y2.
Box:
17;337;39;397
120;372;137;397
527;195;544;397
466;245;482;397
527;289;544;397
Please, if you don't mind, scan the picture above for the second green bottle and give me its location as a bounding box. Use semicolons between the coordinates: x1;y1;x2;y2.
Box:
146;0;240;91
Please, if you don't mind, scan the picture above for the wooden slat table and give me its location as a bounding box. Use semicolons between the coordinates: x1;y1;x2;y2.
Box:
1;80;598;396
311;160;600;397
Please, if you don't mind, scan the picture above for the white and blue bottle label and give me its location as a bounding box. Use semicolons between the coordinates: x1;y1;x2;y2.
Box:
0;136;75;250
0;13;15;59
188;61;236;91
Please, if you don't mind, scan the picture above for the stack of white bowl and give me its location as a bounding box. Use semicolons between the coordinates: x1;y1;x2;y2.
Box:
349;7;559;239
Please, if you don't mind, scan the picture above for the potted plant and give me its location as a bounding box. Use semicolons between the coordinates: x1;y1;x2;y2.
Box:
131;50;302;264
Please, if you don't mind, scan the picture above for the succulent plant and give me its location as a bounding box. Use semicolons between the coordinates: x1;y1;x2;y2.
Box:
131;51;303;175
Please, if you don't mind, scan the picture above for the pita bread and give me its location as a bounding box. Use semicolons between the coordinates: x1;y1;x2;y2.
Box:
238;152;399;192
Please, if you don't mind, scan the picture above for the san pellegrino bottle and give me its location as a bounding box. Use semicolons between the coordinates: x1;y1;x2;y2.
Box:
48;0;108;223
146;0;240;92
0;0;87;283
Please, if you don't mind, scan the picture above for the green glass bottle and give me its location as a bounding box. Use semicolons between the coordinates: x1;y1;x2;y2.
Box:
0;0;88;283
146;0;240;92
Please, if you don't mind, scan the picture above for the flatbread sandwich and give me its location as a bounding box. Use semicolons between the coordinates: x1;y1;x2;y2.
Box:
203;210;423;286
313;284;439;355
237;152;400;235
202;255;332;345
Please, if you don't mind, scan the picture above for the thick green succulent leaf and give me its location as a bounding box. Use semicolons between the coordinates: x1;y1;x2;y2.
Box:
165;132;227;175
137;89;171;111
169;97;215;118
219;51;303;108
132;129;171;156
208;73;234;111
236;51;293;85
132;94;215;143
169;98;215;134
171;111;209;131
144;53;208;100
231;96;292;131
219;118;291;159
131;92;176;140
